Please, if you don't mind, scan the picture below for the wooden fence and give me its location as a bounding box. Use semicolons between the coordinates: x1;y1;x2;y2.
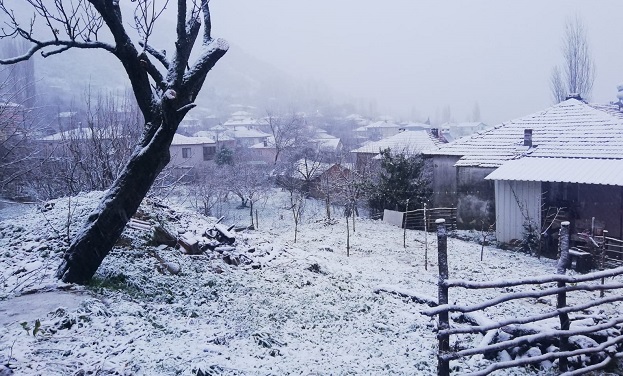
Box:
423;220;623;376
574;231;623;269
403;207;457;231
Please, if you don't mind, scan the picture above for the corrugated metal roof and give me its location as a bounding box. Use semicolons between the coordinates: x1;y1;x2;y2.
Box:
485;157;623;186
424;99;623;167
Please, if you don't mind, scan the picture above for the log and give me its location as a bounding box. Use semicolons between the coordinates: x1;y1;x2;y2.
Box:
128;218;152;231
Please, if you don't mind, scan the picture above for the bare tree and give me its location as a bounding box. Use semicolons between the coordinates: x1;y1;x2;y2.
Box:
226;161;270;227
263;112;309;164
0;1;227;283
189;167;228;217
30;88;143;199
550;16;595;103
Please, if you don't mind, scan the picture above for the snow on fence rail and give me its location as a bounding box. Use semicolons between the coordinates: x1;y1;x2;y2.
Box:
423;220;623;376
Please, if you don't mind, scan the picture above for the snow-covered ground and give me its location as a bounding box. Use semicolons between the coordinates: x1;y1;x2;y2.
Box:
0;190;621;375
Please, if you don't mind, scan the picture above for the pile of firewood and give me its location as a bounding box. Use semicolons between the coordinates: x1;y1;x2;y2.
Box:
128;215;257;273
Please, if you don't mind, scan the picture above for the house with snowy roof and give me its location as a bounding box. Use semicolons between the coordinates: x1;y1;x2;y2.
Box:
425;98;623;249
285;158;353;199
228;127;271;148
351;130;444;170
169;134;217;174
439;121;488;140
359;120;404;140
222;111;259;131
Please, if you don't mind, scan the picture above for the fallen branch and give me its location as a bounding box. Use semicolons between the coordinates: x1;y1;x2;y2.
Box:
374;285;437;307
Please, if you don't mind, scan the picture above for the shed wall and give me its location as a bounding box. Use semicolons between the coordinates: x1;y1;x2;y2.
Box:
495;180;542;243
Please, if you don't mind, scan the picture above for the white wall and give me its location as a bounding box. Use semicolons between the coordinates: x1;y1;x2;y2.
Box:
495;180;541;243
383;209;405;228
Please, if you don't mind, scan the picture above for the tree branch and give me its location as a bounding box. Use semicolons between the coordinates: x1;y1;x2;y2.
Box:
182;38;228;97
0;39;114;64
139;41;169;69
138;52;166;91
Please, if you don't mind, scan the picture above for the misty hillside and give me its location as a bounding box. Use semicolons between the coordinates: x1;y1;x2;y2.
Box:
33;42;302;114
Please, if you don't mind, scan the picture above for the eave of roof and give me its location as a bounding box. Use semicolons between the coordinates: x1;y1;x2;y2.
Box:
485;157;623;186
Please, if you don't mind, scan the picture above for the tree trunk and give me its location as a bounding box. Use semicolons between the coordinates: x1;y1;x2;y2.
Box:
56;122;175;283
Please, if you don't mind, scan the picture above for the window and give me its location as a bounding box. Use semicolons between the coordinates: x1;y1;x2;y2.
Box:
182;147;191;158
203;146;216;161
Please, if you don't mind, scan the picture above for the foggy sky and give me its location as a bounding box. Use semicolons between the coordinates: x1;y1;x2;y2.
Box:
210;0;623;124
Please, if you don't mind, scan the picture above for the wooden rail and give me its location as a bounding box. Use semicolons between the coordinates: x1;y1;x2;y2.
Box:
423;221;623;376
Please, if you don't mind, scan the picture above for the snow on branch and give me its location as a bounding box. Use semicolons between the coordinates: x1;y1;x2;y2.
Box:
0;40;114;65
182;38;228;94
462;336;623;376
444;318;623;363
201;0;212;44
138;41;169;69
445;266;623;289
423;282;623;316
441;294;623;336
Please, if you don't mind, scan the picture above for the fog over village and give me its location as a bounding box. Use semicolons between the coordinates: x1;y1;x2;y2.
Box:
2;1;623;375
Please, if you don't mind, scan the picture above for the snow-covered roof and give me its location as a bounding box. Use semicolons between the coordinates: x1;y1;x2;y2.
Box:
193;130;234;141
441;121;486;129
485;157;623;186
292;159;335;180
366;120;402;129
250;136;276;149
40;127;122;141
351;130;440;155
223;118;258;127
425;99;623;167
314;128;333;136
315;138;341;151
210;124;227;131
230;128;270;139
171;133;215;145
399;122;430;130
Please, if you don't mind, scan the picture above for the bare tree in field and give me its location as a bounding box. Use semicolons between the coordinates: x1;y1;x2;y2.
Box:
0;74;41;197
263;112;309;164
0;1;227;283
31;89;143;199
550;17;595;103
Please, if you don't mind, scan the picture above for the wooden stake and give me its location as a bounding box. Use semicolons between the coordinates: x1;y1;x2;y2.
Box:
557;221;571;372
436;219;449;376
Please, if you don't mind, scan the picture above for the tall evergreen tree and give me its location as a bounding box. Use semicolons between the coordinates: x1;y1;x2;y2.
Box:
367;149;431;213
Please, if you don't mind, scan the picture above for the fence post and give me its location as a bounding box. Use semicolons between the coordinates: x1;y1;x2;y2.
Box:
436;218;450;376
557;221;571;372
601;230;608;297
403;199;409;248
424;203;428;271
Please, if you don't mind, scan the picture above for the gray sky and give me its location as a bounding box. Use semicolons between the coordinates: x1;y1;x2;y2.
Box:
210;1;623;124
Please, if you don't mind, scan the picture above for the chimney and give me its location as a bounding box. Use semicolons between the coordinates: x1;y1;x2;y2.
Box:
524;129;532;147
263;139;268;147
431;128;439;137
565;93;582;101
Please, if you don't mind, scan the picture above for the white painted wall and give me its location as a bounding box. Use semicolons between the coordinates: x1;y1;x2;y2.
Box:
383;209;405;228
494;180;541;243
